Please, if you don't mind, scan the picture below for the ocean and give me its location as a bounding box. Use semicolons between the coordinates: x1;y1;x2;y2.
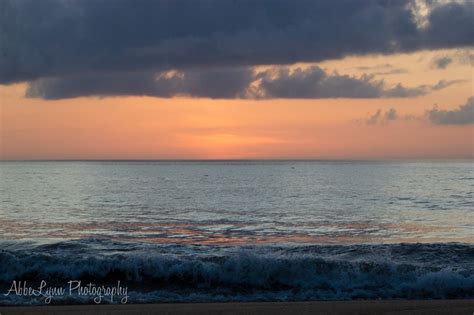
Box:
0;161;473;304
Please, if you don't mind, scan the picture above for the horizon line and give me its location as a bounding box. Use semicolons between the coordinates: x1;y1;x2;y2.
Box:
1;158;473;162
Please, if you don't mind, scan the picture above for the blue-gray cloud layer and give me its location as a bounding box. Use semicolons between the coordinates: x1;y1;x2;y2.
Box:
26;68;254;99
26;66;462;100
1;0;473;87
256;67;455;99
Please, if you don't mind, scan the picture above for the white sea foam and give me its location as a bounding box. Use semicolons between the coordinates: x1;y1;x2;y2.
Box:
0;241;473;304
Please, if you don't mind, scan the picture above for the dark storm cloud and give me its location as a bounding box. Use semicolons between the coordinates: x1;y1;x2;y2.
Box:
255;66;460;99
26;66;462;100
26;68;254;99
421;1;473;50
257;67;384;99
1;0;473;88
427;97;474;125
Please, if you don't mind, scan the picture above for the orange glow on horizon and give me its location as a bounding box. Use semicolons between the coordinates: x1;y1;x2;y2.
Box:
1;50;473;160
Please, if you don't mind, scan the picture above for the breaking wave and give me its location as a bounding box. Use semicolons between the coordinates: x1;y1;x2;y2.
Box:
0;239;473;304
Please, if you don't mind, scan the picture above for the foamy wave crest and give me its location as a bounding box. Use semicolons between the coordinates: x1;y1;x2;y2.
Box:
0;240;473;304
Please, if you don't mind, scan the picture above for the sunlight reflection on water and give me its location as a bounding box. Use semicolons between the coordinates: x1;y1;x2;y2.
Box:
1;160;473;245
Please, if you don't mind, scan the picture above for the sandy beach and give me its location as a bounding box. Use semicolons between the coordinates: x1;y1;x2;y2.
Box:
1;300;474;315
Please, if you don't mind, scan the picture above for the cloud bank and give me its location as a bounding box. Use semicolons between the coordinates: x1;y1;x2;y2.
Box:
1;0;473;99
26;66;463;100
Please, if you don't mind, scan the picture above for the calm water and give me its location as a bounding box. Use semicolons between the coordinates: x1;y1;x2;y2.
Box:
0;161;473;303
1;161;473;244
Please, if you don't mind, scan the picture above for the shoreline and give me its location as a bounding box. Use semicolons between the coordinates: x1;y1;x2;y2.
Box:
1;300;474;315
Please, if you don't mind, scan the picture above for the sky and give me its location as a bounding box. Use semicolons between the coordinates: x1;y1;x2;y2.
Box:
0;0;473;160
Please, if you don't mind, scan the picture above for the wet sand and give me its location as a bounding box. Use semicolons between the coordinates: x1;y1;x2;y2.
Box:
1;300;473;315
